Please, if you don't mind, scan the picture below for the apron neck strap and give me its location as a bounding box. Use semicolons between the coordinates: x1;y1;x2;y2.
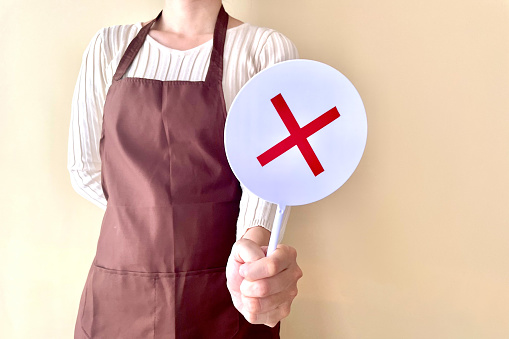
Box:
205;5;228;84
112;6;229;83
113;11;162;82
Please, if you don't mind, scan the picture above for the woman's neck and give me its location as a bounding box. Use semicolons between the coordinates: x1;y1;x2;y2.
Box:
155;0;223;36
142;0;243;51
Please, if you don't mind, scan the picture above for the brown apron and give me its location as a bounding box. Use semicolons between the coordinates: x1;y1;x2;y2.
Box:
74;6;281;339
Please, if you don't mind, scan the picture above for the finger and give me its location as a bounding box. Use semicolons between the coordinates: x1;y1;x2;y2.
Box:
226;255;243;293
240;287;298;315
241;244;297;281
232;239;266;265
241;301;293;328
240;266;297;298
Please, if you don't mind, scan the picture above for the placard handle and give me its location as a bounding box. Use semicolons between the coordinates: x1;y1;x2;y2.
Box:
267;204;286;256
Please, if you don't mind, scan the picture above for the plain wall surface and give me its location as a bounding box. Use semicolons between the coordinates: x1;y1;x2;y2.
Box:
0;0;508;338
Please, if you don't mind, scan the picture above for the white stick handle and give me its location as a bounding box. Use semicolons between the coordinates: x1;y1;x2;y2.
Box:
267;204;286;256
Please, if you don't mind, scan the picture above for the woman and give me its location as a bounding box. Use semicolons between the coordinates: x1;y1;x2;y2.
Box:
68;1;303;338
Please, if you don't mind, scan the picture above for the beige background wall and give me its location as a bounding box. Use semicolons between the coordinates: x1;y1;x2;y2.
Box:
0;0;507;338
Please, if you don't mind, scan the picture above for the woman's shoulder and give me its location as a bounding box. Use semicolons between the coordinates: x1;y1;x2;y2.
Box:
227;22;299;67
227;22;298;58
228;21;295;45
79;22;140;72
102;23;142;53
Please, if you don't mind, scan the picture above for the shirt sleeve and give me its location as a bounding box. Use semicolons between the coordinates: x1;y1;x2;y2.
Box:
235;30;299;242
67;28;109;210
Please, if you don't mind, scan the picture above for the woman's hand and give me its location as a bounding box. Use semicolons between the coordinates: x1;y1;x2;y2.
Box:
226;233;303;327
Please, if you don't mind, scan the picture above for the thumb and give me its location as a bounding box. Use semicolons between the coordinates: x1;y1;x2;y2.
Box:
232;238;265;265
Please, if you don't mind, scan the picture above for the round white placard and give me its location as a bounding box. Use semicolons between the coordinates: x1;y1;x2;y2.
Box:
225;59;367;206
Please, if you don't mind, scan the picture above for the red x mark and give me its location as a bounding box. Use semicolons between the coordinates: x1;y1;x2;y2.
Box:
257;93;340;176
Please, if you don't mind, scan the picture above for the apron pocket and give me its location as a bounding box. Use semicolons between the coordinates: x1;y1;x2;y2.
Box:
80;264;156;339
156;267;240;339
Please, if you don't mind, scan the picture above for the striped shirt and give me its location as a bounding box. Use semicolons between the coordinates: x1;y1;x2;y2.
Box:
67;20;298;241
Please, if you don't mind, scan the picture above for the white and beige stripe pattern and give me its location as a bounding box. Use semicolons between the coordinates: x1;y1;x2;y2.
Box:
67;20;298;241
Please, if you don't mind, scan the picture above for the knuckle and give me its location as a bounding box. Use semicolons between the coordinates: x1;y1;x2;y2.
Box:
245;298;262;314
237;238;249;246
289;246;297;259
234;238;248;252
295;266;303;280
279;244;296;259
278;244;289;251
254;281;270;297
280;304;291;318
266;258;280;276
